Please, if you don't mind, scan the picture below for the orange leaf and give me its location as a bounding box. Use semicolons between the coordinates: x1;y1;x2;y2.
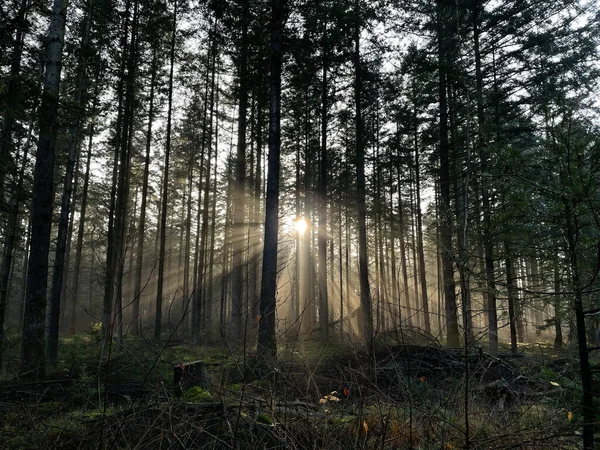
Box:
419;376;425;383
343;388;350;397
362;420;369;435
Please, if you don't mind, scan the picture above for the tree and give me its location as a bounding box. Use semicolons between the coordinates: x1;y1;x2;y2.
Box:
231;0;250;340
47;0;96;365
154;0;177;341
435;0;459;347
354;0;372;348
257;0;286;362
21;0;69;376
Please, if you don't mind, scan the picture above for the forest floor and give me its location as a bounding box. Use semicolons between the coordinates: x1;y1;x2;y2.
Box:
0;328;594;449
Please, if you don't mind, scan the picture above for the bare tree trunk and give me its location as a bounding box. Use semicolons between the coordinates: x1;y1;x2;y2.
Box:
318;22;329;343
436;0;459;347
70;86;98;335
103;0;136;341
553;265;563;349
413;107;430;333
47;0;95;363
389;186;400;328
131;49;157;336
565;207;594;450
196;24;218;340
220;156;234;338
20;0;69;377
354;0;372;349
505;240;518;355
257;0;285;362
18;219;32;332
207;70;221;340
155;0;177;341
0;123;32;361
396;161;411;327
410;173;420;328
231;0;250;340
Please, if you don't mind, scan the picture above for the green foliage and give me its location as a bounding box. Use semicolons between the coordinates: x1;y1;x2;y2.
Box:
256;413;272;425
182;386;213;402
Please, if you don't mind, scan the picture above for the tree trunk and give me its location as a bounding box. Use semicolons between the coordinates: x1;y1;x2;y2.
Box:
20;0;69;377
0;123;32;362
396;161;411;327
196;23;218;340
389;186;400;328
231;0;250;340
565;207;594;450
354;0;372;349
219;156;234;337
553;265;563;349
103;0;134;341
47;0;95;363
318;24;329;343
436;0;459;347
155;0;177;341
413;107;430;333
207;69;221;339
410;172;420;328
132;49;157;335
257;0;285;363
70;100;96;335
505;241;518;354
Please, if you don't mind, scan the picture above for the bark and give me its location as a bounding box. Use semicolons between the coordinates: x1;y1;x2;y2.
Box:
413;107;430;333
155;0;177;340
20;0;69;377
410;173;420;328
231;0;250;340
191;47;212;338
318;23;329;343
47;0;95;364
207;70;221;338
69;90;97;335
505;241;518;355
354;0;372;348
436;0;459;347
389;185;400;328
0;123;32;361
103;0;134;340
18;219;32;331
132;49;157;335
257;0;285;362
396;161;411;327
565;207;593;449
196;25;218;339
339;205;344;337
219;157;234;337
114;1;140;343
553;266;563;349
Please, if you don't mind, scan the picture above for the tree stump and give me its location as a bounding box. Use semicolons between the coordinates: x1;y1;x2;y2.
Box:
174;360;205;397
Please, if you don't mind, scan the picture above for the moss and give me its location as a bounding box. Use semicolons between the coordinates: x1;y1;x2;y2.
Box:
182;386;213;402
256;413;272;425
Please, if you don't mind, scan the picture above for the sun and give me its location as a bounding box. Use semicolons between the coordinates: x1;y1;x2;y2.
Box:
295;218;308;235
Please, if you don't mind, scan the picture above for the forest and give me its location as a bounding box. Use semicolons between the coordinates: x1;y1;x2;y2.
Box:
1;0;600;448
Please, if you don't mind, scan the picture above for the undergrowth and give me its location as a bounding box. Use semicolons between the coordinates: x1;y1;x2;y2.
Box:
0;332;591;449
